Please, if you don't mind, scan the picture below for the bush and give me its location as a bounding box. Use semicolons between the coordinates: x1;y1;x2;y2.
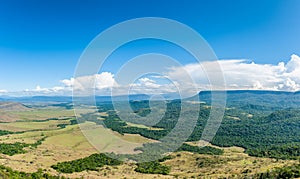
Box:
135;161;171;175
51;153;122;173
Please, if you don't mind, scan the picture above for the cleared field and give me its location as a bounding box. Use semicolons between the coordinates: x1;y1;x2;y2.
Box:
126;122;163;130
12;108;75;121
226;115;241;120
0;120;70;132
79;121;156;154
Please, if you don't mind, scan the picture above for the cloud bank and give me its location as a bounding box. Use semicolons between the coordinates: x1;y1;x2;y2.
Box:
1;54;300;96
168;54;300;92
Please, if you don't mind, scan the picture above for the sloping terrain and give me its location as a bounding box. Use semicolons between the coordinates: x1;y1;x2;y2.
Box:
0;102;30;111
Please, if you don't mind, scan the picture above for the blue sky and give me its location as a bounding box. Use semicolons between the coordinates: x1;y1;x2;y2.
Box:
0;0;300;93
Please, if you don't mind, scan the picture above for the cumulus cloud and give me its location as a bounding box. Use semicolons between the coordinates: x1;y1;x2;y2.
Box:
61;72;116;90
166;54;300;92
0;89;7;93
61;73;177;96
60;72;117;96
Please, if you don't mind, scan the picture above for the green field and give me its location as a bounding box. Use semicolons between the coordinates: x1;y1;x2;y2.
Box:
0;120;69;132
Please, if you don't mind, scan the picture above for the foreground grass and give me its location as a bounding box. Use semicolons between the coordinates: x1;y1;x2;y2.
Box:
0;119;71;132
254;163;300;178
135;161;171;175
162;147;299;178
0;165;64;179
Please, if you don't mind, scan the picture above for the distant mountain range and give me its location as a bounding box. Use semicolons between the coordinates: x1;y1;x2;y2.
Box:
0;94;151;103
1;90;300;109
192;90;300;112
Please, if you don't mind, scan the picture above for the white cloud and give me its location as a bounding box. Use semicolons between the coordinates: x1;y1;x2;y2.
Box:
4;54;300;96
166;54;300;93
61;72;118;96
35;85;49;92
0;89;7;93
128;77;177;95
61;72;116;90
134;78;161;89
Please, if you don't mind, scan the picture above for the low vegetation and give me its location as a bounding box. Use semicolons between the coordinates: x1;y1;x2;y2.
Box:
51;153;123;173
0;137;46;156
135;161;171;175
0;142;28;156
56;119;78;129
0;165;64;179
254;163;300;178
0;130;14;136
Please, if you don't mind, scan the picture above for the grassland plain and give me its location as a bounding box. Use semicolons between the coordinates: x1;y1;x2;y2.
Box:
0;105;298;178
11;108;75;121
0;107;75;123
0;120;70;132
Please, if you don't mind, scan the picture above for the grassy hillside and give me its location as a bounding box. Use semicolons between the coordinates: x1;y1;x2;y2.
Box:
0;102;30;111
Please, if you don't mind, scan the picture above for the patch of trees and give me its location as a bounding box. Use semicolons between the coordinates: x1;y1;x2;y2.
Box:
56;124;67;129
0;165;64;179
0;130;13;136
29;117;73;123
51;153;122;173
0;137;46;156
51;103;74;109
30;137;46;148
51;151;174;175
57;119;78;129
0;142;28;156
158;155;174;162
135;161;170;175
246;143;300;160
130;100;151;117
97;102;114;113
